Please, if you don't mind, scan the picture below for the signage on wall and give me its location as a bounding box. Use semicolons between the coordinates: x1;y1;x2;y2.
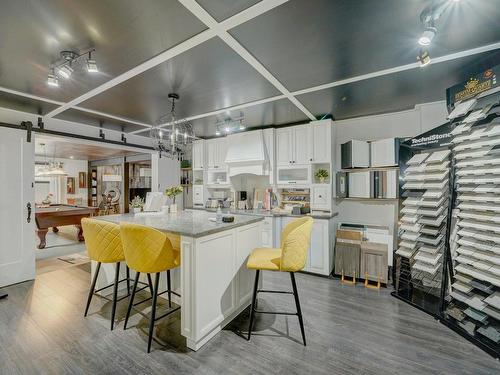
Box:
446;64;499;112
402;122;454;150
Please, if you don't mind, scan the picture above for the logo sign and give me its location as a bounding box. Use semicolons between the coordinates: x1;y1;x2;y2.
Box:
403;122;454;150
446;65;499;112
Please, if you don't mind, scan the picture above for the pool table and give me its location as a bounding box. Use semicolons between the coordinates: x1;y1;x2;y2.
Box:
35;204;99;249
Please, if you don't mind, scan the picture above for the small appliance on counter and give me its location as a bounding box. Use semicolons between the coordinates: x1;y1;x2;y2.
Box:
235;190;252;210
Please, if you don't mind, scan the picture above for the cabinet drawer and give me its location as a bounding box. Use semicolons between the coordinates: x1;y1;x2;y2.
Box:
311;185;330;209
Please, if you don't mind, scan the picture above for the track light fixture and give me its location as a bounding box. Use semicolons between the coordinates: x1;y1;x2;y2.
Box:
417;49;431;67
214;113;245;136
47;48;98;87
47;68;59;87
418;27;436;46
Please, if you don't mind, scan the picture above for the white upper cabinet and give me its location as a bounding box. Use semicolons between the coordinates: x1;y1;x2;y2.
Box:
276;121;331;166
294;125;312;164
206;138;227;169
276;128;293;166
192;140;205;170
311;120;331;163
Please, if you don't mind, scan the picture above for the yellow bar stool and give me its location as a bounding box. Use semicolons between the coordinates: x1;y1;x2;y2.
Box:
246;217;313;345
81;218;153;330
120;223;181;353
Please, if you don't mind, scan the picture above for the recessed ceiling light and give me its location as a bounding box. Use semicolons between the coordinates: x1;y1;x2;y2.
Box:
69;155;74;159
57;65;73;79
215;130;221;136
418;27;436;46
225;127;230;133
239;124;245;130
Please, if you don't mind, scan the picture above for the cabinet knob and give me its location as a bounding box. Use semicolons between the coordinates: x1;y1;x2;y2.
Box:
319;195;322;198
310;158;313;161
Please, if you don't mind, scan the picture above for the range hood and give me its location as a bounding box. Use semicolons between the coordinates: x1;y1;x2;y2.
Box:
224;130;269;177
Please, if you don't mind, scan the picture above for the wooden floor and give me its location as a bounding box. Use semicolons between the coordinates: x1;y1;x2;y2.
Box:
1;265;499;375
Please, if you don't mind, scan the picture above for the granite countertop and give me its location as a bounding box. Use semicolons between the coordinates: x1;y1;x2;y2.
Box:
100;210;264;238
193;207;338;220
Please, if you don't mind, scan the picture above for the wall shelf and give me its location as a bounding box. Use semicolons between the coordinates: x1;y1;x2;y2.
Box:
341;166;399;173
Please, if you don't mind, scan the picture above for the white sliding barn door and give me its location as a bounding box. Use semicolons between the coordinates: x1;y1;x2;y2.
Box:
0;127;35;287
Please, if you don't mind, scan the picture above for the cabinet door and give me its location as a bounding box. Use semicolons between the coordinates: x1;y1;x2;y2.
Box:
293;125;312;164
193;140;204;170
312;122;331;163
193;185;204;204
216;138;227;169
276;128;293;166
308;220;329;274
206;140;217;169
311;185;331;210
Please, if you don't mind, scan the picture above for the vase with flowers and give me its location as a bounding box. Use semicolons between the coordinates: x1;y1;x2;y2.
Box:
165;185;183;213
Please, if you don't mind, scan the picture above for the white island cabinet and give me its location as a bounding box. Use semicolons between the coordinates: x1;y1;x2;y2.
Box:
99;210;263;351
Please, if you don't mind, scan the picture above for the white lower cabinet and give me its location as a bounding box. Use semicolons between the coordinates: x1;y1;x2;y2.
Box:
193;185;204;205
277;216;333;276
261;217;273;247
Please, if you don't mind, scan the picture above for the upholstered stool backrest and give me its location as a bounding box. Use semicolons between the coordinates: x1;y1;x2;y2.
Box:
280;217;313;272
81;218;124;263
120;222;179;274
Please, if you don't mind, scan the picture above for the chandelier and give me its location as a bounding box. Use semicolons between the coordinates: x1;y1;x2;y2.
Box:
35;143;68;177
150;93;195;159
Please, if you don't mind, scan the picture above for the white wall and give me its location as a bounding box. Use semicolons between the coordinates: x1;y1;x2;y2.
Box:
151;153;181;207
35;156;88;204
332;101;449;253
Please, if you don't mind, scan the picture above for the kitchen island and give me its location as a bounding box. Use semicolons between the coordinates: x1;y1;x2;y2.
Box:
100;210;264;351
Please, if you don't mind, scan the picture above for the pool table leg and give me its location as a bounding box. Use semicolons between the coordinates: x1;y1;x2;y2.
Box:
76;225;84;241
52;227;59;233
37;229;48;249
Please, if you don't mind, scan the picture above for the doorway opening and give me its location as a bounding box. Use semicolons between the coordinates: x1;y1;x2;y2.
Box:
33;134;152;276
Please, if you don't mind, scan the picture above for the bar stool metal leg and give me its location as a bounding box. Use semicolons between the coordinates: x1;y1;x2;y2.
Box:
147;273;154;296
147;272;160;353
110;262;121;330
84;262;101;317
124;272;140;330
247;270;260;340
126;265;131;296
167;270;172;308
290;272;306;346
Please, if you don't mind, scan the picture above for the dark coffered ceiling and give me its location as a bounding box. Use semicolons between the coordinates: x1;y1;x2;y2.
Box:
78;37;281;125
0;0;499;138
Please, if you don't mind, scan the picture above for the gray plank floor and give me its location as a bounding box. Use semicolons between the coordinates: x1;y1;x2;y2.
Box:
1;264;499;375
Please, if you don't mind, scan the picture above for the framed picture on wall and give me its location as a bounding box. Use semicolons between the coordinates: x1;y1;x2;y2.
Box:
67;177;75;194
79;172;87;188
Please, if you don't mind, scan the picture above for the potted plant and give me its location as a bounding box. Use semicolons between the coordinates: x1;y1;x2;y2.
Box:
315;169;329;183
165;185;183;213
130;196;144;214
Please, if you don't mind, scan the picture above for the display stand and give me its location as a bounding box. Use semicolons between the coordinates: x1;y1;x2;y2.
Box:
392;124;454;317
440;66;500;359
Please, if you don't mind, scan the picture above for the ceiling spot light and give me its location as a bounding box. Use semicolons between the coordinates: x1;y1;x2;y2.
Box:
417;49;431;67
215;130;221;136
418;27;436;46
239;124;245;130
86;59;98;73
86;50;98;72
225;127;230;133
69;155;74;159
57;64;73;79
47;69;59;87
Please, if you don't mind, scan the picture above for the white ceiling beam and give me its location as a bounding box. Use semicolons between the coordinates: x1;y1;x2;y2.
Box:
43;0;290;121
292;41;500;96
129;93;287;134
178;0;315;121
0;85;152;129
